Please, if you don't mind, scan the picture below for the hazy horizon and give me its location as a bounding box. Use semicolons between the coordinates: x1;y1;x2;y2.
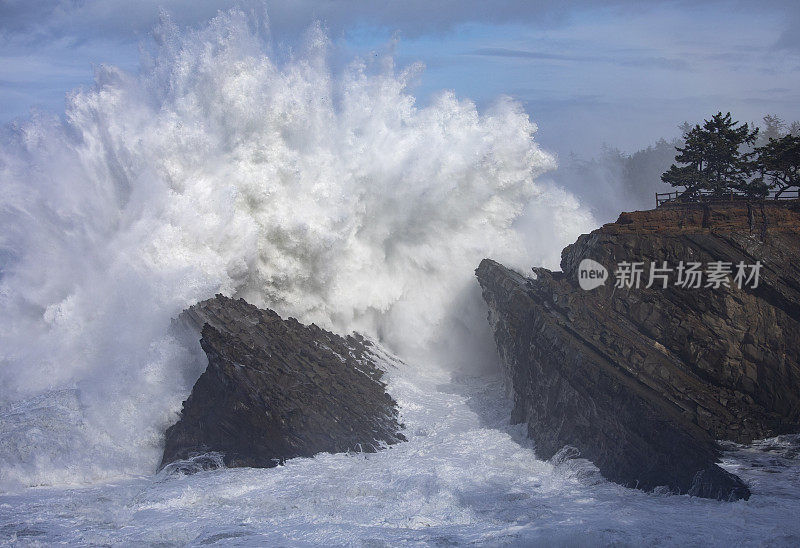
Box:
2;1;799;161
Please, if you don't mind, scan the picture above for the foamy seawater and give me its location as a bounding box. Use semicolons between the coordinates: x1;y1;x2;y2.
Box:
0;9;592;489
2;349;799;546
2;9;796;546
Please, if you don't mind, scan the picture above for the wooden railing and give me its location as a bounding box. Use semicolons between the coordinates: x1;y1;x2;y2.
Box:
655;189;800;208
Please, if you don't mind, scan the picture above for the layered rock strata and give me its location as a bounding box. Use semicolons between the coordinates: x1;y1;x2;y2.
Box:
160;295;405;469
476;200;800;500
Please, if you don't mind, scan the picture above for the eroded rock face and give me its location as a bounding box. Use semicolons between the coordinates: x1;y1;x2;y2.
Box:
476;201;800;501
160;295;405;469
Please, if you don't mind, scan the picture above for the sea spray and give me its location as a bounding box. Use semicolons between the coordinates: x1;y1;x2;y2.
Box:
0;9;593;488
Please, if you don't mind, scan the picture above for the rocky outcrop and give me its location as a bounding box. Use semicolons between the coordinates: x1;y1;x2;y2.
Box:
160;295;405;469
476;201;800;501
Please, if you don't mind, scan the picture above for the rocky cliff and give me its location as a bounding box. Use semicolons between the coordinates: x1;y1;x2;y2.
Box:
476;201;800;501
160;295;405;469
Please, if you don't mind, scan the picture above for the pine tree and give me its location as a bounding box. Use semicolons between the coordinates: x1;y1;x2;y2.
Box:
758;114;786;145
754;134;800;198
661;112;759;196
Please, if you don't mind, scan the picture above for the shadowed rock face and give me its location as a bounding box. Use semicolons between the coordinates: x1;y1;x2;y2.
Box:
160;295;405;469
476;201;800;501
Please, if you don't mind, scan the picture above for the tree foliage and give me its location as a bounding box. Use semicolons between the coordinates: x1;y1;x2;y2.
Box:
661;111;800;199
758;114;786;145
661;112;760;196
754;134;800;197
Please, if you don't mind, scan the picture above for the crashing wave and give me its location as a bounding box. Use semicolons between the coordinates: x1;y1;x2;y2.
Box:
0;10;593;488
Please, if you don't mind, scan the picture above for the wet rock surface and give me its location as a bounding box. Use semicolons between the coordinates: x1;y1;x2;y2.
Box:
476;201;800;501
160;295;405;469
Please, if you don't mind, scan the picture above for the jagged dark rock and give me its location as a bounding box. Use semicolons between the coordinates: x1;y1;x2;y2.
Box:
476;201;800;501
160;295;405;470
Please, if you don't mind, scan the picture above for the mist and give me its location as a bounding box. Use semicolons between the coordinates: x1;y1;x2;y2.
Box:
0;10;598;489
1;1;796;493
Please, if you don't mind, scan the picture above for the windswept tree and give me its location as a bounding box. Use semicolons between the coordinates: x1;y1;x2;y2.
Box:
754;134;800;198
662;112;760;196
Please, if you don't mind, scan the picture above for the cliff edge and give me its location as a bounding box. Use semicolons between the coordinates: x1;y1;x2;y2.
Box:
476;201;800;500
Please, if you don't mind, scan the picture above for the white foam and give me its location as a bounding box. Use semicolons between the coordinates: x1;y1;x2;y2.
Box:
0;10;593;488
1;347;798;545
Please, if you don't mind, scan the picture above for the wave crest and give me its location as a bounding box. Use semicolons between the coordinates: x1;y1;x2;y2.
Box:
0;9;591;487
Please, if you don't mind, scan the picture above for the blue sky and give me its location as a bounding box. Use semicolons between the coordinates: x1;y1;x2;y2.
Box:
2;0;799;158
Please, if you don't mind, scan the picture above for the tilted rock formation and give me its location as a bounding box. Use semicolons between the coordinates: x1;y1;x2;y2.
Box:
160;295;405;469
476;201;800;501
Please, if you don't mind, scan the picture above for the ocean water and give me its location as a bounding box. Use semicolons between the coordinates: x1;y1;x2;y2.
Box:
0;9;592;490
1;9;797;546
2;348;800;546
